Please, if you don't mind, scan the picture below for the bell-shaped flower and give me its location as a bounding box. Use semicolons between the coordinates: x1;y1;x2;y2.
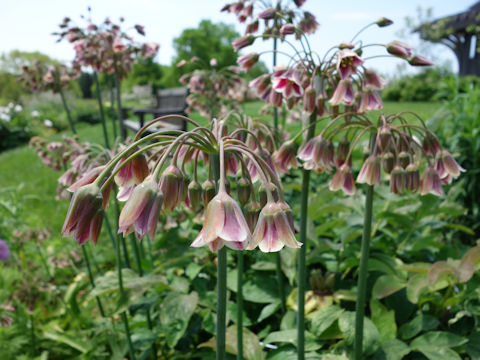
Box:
329;164;355;195
118;176;163;240
232;34;255;51
273;140;299;174
336;49;364;79
62;183;104;245
68;166;112;209
329;79;354;106
358;87;383;113
390;166;406;194
298;136;334;173
159;165;184;211
248;202;301;252
237;53;259;72
114;153;149;189
357;155;381;186
419;167;444;196
386;41;413;59
190;190;251;251
364;69;384;89
436;150;465;179
406;163;420;192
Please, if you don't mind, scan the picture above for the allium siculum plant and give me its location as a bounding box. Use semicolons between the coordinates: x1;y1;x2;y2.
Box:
225;2;462;359
62;114;299;358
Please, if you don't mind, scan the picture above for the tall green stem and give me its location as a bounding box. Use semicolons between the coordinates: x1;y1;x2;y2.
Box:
236;251;244;360
93;71;110;148
297;111;317;360
272;36;279;132
113;56;126;140
57;83;76;135
276;253;286;314
113;189;131;269
114;228;136;360
110;75;118;140
211;154;226;360
354;184;374;360
129;234;158;360
82;245;106;317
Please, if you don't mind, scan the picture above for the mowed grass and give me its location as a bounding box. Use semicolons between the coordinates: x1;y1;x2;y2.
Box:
0;100;442;238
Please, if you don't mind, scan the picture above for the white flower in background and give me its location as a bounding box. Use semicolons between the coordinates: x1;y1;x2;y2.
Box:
7;102;14;109
0;113;11;122
44;119;54;128
14;104;23;112
31;110;40;117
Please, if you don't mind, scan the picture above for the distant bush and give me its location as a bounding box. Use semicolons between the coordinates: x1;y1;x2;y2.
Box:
0;104;32;151
382;68;480;102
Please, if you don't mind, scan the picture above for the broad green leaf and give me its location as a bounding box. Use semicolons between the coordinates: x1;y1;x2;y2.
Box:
227;268;238;292
415;348;461;360
257;301;281;323
373;339;410;360
263;330;321;352
406;274;429;304
410;331;467;350
266;346;323;360
243;276;278;303
310;305;344;337
427;261;455;286
464;332;480;359
251;261;276;271
372;275;406;299
398;314;439;340
185;262;202;280
338;311;380;356
160;292;198;348
370;299;396;342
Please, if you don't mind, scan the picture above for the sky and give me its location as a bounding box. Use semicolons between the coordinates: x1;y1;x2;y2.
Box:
0;0;476;77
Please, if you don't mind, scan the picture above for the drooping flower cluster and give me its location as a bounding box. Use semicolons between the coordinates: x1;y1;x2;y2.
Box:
222;0;319;39
62;115;299;252
179;58;247;118
54;13;159;79
17;62;80;93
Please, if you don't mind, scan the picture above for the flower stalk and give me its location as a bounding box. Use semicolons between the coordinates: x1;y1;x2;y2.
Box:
237;251;244;360
297;110;317;360
93;71;110;149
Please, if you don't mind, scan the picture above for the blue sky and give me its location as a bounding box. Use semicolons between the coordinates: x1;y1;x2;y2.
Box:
1;0;476;77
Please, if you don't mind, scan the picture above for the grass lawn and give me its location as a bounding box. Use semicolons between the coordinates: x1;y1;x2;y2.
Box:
0;100;443;239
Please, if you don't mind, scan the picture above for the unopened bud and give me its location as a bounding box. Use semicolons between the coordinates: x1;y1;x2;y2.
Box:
202;179;216;206
188;180;202;211
237;177;252;206
376;17;393;27
390;166;406;194
398;151;410;169
382;152;395;174
406;164;420;192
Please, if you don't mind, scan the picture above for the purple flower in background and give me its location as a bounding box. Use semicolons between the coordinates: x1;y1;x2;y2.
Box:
0;239;10;262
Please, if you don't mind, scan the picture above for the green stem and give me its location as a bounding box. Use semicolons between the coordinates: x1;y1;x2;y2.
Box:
211;153;227;360
113;56;126;140
354;184;374;360
297;111;317;360
272;37;279;132
237;251;244;360
93;71;110;149
275;253;286;314
82;245;106;318
114;226;136;360
130;234;158;360
110;75;118;140
57;85;76;135
113;189;131;269
30;314;36;356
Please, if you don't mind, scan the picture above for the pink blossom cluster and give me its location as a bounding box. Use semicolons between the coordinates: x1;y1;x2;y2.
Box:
54;16;159;79
18;62;80;93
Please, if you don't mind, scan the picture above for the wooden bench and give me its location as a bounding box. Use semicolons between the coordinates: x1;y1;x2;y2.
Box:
121;87;188;137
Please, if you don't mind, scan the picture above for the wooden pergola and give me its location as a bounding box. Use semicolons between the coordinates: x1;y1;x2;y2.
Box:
417;2;480;76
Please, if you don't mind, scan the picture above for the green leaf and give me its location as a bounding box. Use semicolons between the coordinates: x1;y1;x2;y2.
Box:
263;330;321;351
406;274;429;304
243;275;278;303
160;292;198;348
257;301;281;323
398;314;439;340
310;305;344;337
185;262;202;280
372;275;406;299
42;330;91;353
370;299;396;342
410;331;467;350
373;339;410;360
464;332;480;359
415;348;461;360
338;311;380;356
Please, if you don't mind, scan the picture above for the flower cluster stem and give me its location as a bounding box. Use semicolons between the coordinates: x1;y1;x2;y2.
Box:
82;245;106;318
276;253;286;313
236;251;244;360
211;153;227;360
93;71;110;149
113;56;126;140
109;75;118;139
57;84;76;135
297;111;317;360
129;234;158;360
354;183;374;360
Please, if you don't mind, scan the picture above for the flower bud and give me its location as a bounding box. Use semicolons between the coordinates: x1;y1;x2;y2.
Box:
237;53;259;72
382;152;395;174
259;182;278;207
303;86;316;113
336;137;350;167
232;34;255;51
202;179;216;206
422;133;440;155
188;180;203;211
406;163;420;192
273;140;299;174
390;166;406;194
376;17;393;27
62;183;104;245
398;151;410;169
386;41;412;59
258;7;276;20
244;200;261;231
280;24;296;35
159;165;184;211
377;126;391;152
329;164;355;195
237;177;252;206
408;54;434;67
338;42;355;49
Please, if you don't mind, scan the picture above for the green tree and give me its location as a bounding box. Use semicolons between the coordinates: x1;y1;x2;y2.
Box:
123;57;163;92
